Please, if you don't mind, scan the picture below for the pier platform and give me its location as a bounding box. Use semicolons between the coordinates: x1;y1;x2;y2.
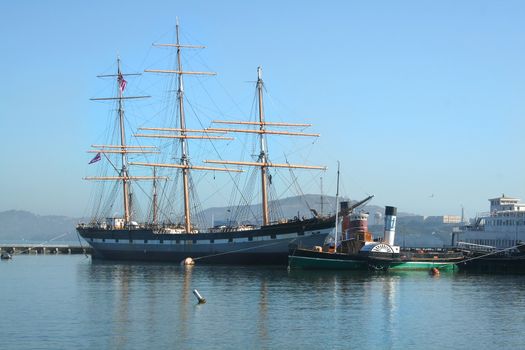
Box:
0;244;92;255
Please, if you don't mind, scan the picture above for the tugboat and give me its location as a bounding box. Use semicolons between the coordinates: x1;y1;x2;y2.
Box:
363;207;464;271
288;199;372;270
289;206;465;271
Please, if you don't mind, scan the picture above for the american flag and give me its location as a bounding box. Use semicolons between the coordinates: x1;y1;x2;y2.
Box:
118;73;127;92
88;152;102;164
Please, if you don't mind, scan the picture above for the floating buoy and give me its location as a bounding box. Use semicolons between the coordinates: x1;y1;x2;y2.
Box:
430;267;440;276
181;257;195;266
193;289;206;304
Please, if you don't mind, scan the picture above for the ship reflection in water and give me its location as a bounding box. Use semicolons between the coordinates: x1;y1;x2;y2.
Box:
63;258;525;349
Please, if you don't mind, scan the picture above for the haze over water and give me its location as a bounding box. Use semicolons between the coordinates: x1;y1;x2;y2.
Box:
2;255;525;349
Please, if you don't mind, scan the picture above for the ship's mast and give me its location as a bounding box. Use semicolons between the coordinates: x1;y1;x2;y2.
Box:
205;67;326;226
130;19;242;233
175;20;192;233
117;58;131;224
257;67;270;225
152;167;158;225
86;60;160;226
320;176;324;216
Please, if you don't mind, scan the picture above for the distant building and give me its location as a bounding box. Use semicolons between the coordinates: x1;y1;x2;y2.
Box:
489;195;525;212
398;215;425;224
373;212;382;225
425;215;462;224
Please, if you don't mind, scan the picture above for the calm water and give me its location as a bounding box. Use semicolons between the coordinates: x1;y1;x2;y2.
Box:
2;255;525;349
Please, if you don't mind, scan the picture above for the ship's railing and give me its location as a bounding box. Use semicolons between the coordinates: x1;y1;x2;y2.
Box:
457;241;496;253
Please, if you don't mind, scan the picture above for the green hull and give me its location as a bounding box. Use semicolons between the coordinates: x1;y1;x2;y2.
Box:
288;250;367;270
386;261;458;271
288;248;462;271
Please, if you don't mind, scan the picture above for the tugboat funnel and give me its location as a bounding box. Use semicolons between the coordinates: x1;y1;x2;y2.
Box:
384;206;397;245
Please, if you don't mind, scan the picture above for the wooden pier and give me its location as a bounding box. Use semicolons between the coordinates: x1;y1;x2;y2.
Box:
0;244;92;255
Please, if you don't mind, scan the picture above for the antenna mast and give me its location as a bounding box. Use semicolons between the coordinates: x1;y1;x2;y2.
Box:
334;161;340;253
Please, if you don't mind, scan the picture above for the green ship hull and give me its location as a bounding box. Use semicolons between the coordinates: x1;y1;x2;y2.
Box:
288;249;367;270
288;248;463;271
383;261;458;271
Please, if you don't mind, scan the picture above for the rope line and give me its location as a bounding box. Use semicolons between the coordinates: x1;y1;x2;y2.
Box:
193;239;291;261
456;242;525;265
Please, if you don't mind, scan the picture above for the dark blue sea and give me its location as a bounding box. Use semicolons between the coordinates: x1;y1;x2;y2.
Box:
2;255;525;349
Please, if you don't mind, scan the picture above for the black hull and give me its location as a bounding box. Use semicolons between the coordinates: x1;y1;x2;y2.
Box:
92;250;288;265
457;254;525;273
78;218;333;265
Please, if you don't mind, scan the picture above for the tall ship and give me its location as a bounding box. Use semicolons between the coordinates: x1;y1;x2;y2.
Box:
76;22;334;264
453;194;525;249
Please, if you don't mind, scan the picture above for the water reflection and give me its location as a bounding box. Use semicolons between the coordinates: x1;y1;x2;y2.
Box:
77;260;524;349
180;264;193;342
258;280;268;344
113;265;130;350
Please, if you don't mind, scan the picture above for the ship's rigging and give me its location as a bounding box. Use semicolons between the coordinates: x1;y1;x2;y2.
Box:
86;20;327;231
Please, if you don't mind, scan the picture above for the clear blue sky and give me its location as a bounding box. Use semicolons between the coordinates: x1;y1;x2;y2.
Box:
1;0;524;219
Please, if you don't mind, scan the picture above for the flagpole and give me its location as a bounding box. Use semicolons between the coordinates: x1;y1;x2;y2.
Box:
334;161;340;253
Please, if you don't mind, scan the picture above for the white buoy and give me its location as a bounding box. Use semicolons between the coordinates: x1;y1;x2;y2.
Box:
193;289;206;304
181;257;195;266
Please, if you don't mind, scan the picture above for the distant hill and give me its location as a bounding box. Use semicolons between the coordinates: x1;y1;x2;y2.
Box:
0;195;452;246
199;193;412;226
0;210;79;243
